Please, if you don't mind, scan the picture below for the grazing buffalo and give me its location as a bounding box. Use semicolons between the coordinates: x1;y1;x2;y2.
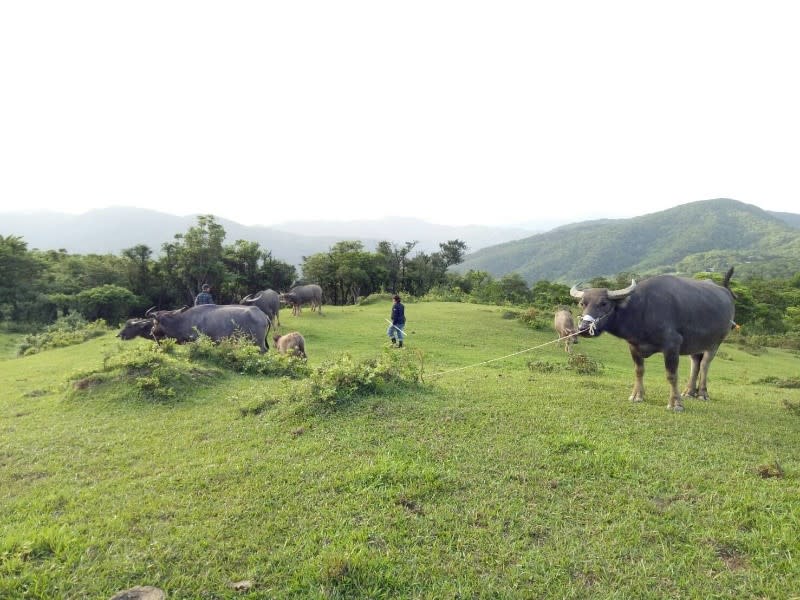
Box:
147;304;270;352
280;284;323;316
117;317;162;342
570;268;736;411
241;289;281;327
273;331;307;359
553;307;578;353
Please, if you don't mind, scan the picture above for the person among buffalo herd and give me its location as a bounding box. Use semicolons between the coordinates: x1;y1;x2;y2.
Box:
194;283;214;306
388;294;406;347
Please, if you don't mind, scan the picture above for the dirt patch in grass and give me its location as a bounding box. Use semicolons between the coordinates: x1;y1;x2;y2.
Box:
753;376;800;388
72;376;103;391
397;495;424;515
711;541;749;571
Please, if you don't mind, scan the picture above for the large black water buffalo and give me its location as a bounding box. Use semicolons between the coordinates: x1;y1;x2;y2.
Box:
240;289;281;326
280;284;323;316
570;268;736;411
147;304;270;352
117;317;162;341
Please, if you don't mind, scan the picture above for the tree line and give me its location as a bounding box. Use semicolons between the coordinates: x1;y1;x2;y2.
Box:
2;215;799;340
0;215;470;325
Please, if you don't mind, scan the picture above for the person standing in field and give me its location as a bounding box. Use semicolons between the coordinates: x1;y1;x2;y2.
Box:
388;294;406;347
194;283;215;306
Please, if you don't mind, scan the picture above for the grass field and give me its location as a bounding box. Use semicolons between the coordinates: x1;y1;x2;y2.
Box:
1;301;799;599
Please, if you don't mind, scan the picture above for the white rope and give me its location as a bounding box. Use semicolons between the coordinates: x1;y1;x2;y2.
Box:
426;312;607;379
385;319;408;335
427;331;581;378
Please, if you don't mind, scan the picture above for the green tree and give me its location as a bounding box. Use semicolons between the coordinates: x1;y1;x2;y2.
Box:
439;239;468;267
532;280;572;308
498;273;531;304
122;244;154;297
0;235;45;321
223;240;266;299
259;252;297;292
172;215;228;304
76;284;139;323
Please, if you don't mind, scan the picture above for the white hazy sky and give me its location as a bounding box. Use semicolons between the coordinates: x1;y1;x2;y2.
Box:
1;2;798;228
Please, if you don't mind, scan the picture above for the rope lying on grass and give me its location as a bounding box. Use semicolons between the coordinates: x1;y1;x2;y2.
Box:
428;331;582;379
425;312;609;379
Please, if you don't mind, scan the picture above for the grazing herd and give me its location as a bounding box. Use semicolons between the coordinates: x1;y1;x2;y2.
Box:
117;285;316;358
118;269;739;412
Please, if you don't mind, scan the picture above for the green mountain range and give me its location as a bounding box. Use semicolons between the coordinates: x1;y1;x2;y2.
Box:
455;199;800;282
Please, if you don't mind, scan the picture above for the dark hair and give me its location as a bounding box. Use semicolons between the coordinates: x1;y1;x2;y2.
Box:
201;284;211;291
392;294;401;301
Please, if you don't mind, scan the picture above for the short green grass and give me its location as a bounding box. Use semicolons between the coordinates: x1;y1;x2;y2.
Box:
1;302;799;599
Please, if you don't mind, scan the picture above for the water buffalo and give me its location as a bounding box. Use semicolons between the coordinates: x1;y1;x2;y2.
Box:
280;284;323;316
117;317;161;341
273;331;306;358
553;307;578;353
241;289;281;326
570;268;736;411
147;304;270;352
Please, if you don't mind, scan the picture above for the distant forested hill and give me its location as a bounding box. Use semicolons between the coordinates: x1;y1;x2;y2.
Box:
455;199;800;282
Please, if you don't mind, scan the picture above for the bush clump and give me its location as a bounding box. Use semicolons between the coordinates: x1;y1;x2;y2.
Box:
517;307;550;331
566;352;603;375
186;333;310;378
291;349;422;410
70;342;218;401
17;314;110;356
527;360;562;373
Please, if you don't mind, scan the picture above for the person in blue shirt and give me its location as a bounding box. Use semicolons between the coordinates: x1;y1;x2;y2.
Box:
194;283;214;306
388;294;406;347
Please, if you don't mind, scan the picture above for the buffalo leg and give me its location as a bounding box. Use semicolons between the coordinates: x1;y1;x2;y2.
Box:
696;347;718;400
664;349;682;411
682;353;703;398
628;345;645;402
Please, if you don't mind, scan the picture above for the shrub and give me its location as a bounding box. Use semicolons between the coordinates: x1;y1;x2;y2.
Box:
17;314;110;356
566;352;603;375
186;333;310;378
420;286;467;303
517;307;550;331
739;332;800;351
527;360;562;373
290;349;423;410
70;343;218;401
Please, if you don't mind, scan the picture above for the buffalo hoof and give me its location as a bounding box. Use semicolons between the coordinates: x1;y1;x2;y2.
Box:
629;395;644;403
666;403;685;412
681;390;698;398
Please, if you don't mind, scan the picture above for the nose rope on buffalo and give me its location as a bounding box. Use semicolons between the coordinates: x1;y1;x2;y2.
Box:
424;313;608;379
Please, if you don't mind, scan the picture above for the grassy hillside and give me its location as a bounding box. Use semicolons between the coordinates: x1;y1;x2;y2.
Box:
457;199;800;282
2;302;799;598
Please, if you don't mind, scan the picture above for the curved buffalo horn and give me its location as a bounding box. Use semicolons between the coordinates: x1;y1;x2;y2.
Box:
145;306;157;317
607;280;637;299
569;284;584;300
179;305;190;313
242;293;255;302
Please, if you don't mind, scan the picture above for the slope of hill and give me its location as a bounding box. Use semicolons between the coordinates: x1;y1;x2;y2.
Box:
770;211;800;229
456;199;800;282
0;208;534;265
